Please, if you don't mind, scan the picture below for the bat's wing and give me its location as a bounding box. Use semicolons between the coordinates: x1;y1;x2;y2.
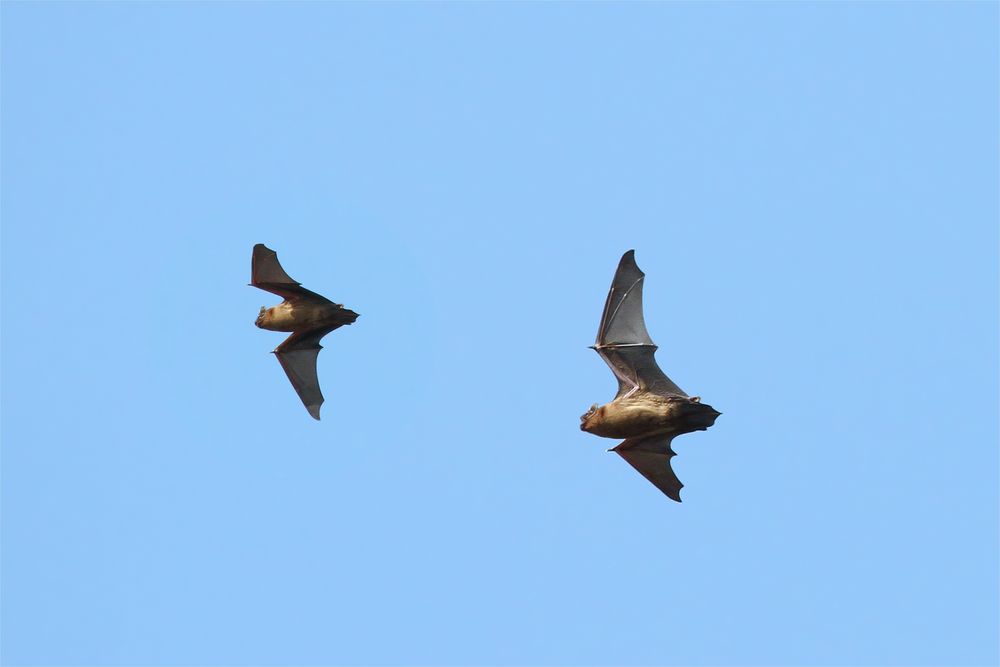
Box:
594;250;686;398
251;243;333;303
273;326;336;420
612;434;684;502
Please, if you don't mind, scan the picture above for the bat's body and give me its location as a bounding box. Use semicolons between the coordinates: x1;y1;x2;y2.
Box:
581;250;719;502
256;300;347;333
582;393;713;441
251;244;358;420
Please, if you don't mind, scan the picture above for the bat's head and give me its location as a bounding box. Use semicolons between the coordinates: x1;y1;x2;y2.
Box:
580;404;602;432
255;306;268;328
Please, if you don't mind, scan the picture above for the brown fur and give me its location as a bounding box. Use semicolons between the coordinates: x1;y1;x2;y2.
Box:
581;392;719;440
256;301;353;333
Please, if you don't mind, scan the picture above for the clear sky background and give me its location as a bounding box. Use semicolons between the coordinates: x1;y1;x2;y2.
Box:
2;3;997;666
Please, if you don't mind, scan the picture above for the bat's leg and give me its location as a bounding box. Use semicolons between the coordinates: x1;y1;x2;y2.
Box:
621;367;641;398
611;364;640;399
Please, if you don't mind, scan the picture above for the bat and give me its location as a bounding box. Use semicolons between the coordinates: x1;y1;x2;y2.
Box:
580;250;720;502
250;243;358;420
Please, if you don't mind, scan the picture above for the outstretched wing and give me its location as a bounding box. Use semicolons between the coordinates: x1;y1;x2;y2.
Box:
251;243;332;303
612;434;684;502
593;250;686;398
274;326;335;420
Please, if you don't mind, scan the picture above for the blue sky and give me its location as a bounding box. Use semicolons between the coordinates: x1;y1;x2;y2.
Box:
2;3;997;665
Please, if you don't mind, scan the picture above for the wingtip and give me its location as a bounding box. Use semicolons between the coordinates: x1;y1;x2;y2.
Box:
617;249;643;275
670;481;685;503
307;405;321;420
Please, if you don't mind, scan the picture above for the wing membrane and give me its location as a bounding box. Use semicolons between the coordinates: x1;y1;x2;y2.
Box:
594;250;686;398
252;244;299;285
599;346;686;398
612;434;684;502
251;243;331;302
597;250;654;346
274;327;335;420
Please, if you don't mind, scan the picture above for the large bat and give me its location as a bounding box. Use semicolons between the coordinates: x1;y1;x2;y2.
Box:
250;244;358;420
580;250;720;502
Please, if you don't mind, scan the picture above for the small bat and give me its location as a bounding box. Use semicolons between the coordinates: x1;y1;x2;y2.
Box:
580;250;720;502
250;243;358;420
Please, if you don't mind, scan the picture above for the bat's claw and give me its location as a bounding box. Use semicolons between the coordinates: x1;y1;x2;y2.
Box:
690;396;701;403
